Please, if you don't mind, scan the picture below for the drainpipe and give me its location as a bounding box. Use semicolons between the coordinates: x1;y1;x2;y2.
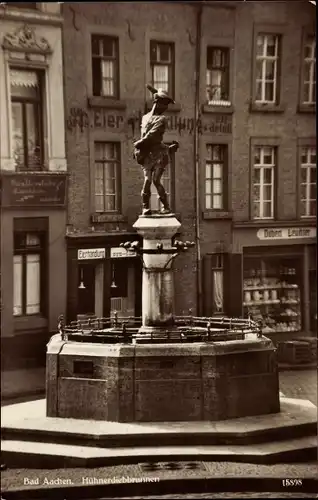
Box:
194;3;203;315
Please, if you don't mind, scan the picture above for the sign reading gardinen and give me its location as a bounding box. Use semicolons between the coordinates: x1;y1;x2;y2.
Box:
257;227;316;240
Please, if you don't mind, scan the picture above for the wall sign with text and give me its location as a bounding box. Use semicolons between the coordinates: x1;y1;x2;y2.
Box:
66;107;232;136
1;174;67;208
257;227;316;240
78;248;106;260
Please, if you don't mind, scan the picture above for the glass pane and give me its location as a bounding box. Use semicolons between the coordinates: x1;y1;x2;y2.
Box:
213;179;222;194
265;81;274;102
256;60;263;80
159;43;171;62
263;168;273;183
102;79;114;96
263;185;272;201
210;70;222;100
26;254;40;314
300;200;306;217
253;201;260;218
205;179;212;194
255;80;263;101
95;194;104;212
11;102;25;168
213;194;222;209
153;65;169;90
213;163;222;178
254;147;261;164
13;255;23;316
265;60;275;79
205;194;212;209
102;60;114;78
253;168;260;183
205;162;212;178
105;195;116;211
253;184;260;200
310;184;316;199
300;184;307;200
263;201;272;218
304;63;311;82
212;146;223;161
266;35;277;56
256;35;265;56
310;200;316;216
310;167;316;183
301;148;309;164
102;37;116;57
263;148;274;164
303;82;310;102
26;103;40;169
300;168;307;183
91;36;100;55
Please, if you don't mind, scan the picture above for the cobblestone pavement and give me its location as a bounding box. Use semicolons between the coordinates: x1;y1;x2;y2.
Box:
279;369;317;405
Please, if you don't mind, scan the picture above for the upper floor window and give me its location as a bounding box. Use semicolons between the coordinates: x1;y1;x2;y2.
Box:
206;47;230;105
255;34;280;104
94;142;121;213
150;148;174;212
91;35;119;98
303;36;316;105
252;146;276;219
300;146;316;218
13;232;46;317
10;68;44;171
205;144;227;210
150;41;174;97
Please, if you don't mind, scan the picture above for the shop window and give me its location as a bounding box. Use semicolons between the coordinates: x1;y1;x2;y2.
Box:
206;47;230;105
13;232;46;316
150;145;174;211
91;35;119;98
252;146;276;219
243;255;302;334
300;146;316;218
10;68;44;171
302;35;316;105
94;142;121;213
150;41;175;97
255;34;280;105
205;144;228;210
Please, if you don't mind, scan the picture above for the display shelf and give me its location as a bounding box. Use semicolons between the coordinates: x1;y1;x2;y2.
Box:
243;285;282;291
281;300;300;304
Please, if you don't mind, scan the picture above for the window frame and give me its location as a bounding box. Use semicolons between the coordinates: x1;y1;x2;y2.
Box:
255;33;279;105
150;40;175;99
299;30;316;112
251;144;277;221
204;143;228;212
93;141;122;214
13;231;46;317
211;253;225;314
251;24;286;112
10;67;44;172
91;34;120;99
206;46;230;106
299;144;316;219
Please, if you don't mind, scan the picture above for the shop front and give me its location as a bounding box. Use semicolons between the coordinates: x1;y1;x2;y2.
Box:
232;224;316;338
66;234;142;323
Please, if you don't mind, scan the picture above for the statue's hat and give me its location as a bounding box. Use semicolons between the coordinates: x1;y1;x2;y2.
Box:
146;84;175;104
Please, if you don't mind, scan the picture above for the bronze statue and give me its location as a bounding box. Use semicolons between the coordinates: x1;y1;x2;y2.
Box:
133;85;179;216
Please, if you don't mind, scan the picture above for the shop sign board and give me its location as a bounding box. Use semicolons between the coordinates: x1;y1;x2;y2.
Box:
78;248;106;260
257;227;316;240
111;247;137;258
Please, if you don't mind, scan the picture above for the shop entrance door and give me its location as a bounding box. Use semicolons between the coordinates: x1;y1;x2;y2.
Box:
78;264;96;316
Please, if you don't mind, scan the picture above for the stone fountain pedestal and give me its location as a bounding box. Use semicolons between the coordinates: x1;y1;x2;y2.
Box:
46;214;280;422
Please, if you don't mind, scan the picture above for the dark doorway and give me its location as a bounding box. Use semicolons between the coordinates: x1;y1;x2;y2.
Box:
78;264;95;315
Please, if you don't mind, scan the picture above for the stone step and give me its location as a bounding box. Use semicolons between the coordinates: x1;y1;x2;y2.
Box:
1;435;317;469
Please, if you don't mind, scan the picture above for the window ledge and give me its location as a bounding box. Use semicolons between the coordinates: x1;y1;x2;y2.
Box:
202;104;234;114
297;104;316;114
146;100;181;113
250;102;286;114
88;97;127;110
14;315;48;332
203;211;232;220
91;213;127;223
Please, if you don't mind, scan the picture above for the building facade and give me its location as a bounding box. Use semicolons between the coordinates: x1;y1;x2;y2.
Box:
62;1;316;340
0;3;67;396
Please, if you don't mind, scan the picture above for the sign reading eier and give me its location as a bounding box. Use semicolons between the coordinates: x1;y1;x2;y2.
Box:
78;248;106;260
257;227;316;240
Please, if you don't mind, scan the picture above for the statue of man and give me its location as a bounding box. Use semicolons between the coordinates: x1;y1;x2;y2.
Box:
133;85;179;216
